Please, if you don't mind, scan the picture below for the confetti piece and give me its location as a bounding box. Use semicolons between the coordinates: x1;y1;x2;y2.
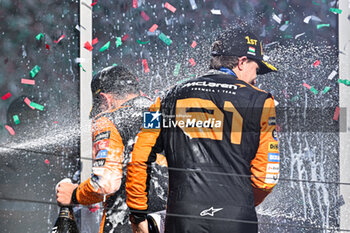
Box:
21;79;35;85
313;60;320;67
99;41;110;52
45;44;50;50
274;99;279;106
164;2;176;13
116;37;122;47
44;159;50;165
295;32;306;39
132;0;137;8
328;70;338;80
189;0;198;10
13;115;20;125
5;125;15;136
142;59;150;73
88;204;99;213
173;63;181;76
189;58;196;66
317;24;330;29
24;97;35;109
79;63;86;72
75;25;81;31
84;41;93;51
303;15;322;24
312;1;320;5
1;92;12;100
30;102;44;111
279;24;289;31
92;38;99;45
75;58;86;63
322;86;331;94
54;34;65;44
282;89;289;98
91;0;97;6
30;65;41;78
338;79;350;86
310;86;319;94
36;33;44;41
137;40;150;45
122;34;129;42
149;24;159;32
303;83;311;90
329;8;342;14
191;41;197;48
53;121;59;124
211;9;221;15
272;13;282;24
333;106;340;121
159;32;172;46
291;95;300;102
141;11;150;21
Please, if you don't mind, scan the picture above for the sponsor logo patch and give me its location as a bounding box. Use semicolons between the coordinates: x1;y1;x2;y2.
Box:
272;129;278;141
93;159;106;167
266;163;280;173
268;153;280;162
200;207;223;217
94;131;111;142
268;142;279;152
265;173;279;184
143;111;161;129
96;149;108;159
268;117;276;125
93;140;110;151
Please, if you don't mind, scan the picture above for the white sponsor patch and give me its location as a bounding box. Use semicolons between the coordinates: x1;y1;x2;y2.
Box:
265;173;279;184
266;163;280;173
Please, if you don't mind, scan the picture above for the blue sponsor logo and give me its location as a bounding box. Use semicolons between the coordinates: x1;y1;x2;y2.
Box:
143;111;161;129
96;149;108;159
268;153;280;162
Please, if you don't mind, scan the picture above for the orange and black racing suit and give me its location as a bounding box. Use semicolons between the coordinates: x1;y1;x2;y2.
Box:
71;96;154;233
126;70;280;233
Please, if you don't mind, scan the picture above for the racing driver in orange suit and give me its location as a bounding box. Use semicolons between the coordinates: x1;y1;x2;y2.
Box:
126;27;280;233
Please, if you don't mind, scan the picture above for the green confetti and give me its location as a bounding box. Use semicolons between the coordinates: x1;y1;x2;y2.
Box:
30;65;41;78
112;63;117;66
99;41;111;52
310;86;319;94
317;24;330;29
173;63;181;76
284;34;293;39
285;21;289;25
79;63;86;72
291;95;300;102
30;102;44;111
322;86;331;94
338;79;350;86
177;78;191;84
158;33;172;46
312;1;320;5
137;40;150;45
13;115;20;125
36;33;44;41
116;37;122;47
329;8;342;14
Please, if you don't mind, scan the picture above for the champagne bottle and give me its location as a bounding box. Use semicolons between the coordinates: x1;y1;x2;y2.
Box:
52;206;79;233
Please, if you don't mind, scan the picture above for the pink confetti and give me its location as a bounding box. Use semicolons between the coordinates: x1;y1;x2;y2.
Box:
132;0;137;8
189;58;196;66
141;11;150;21
88;204;99;213
191;41;197;48
122;34;129;42
1;92;11;100
54;34;65;44
5;125;15;136
84;41;93;51
164;2;176;13
24;97;35;109
142;59;150;73
333;106;340;121
21;79;35;85
149;24;158;33
91;0;97;6
282;89;289;98
44;159;50;165
45;44;50;50
92;37;99;45
303;83;311;90
313;59;320;67
53;121;59;124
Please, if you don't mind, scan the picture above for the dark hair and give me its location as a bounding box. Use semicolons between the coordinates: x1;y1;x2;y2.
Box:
209;41;239;70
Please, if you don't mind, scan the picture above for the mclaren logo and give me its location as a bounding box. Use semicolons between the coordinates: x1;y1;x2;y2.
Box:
183;81;245;89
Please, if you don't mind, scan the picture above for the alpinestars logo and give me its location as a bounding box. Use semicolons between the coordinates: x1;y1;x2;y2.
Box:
200;207;223;217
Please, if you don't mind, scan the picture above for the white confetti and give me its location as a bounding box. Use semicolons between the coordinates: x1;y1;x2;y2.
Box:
210;9;222;15
328;70;338;80
189;0;198;10
274;99;279;107
279;24;289;31
295;32;306;39
75;25;80;31
272;13;282;24
74;58;86;63
303;15;322;24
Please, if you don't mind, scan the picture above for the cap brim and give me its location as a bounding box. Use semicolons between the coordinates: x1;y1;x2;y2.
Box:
256;60;278;75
